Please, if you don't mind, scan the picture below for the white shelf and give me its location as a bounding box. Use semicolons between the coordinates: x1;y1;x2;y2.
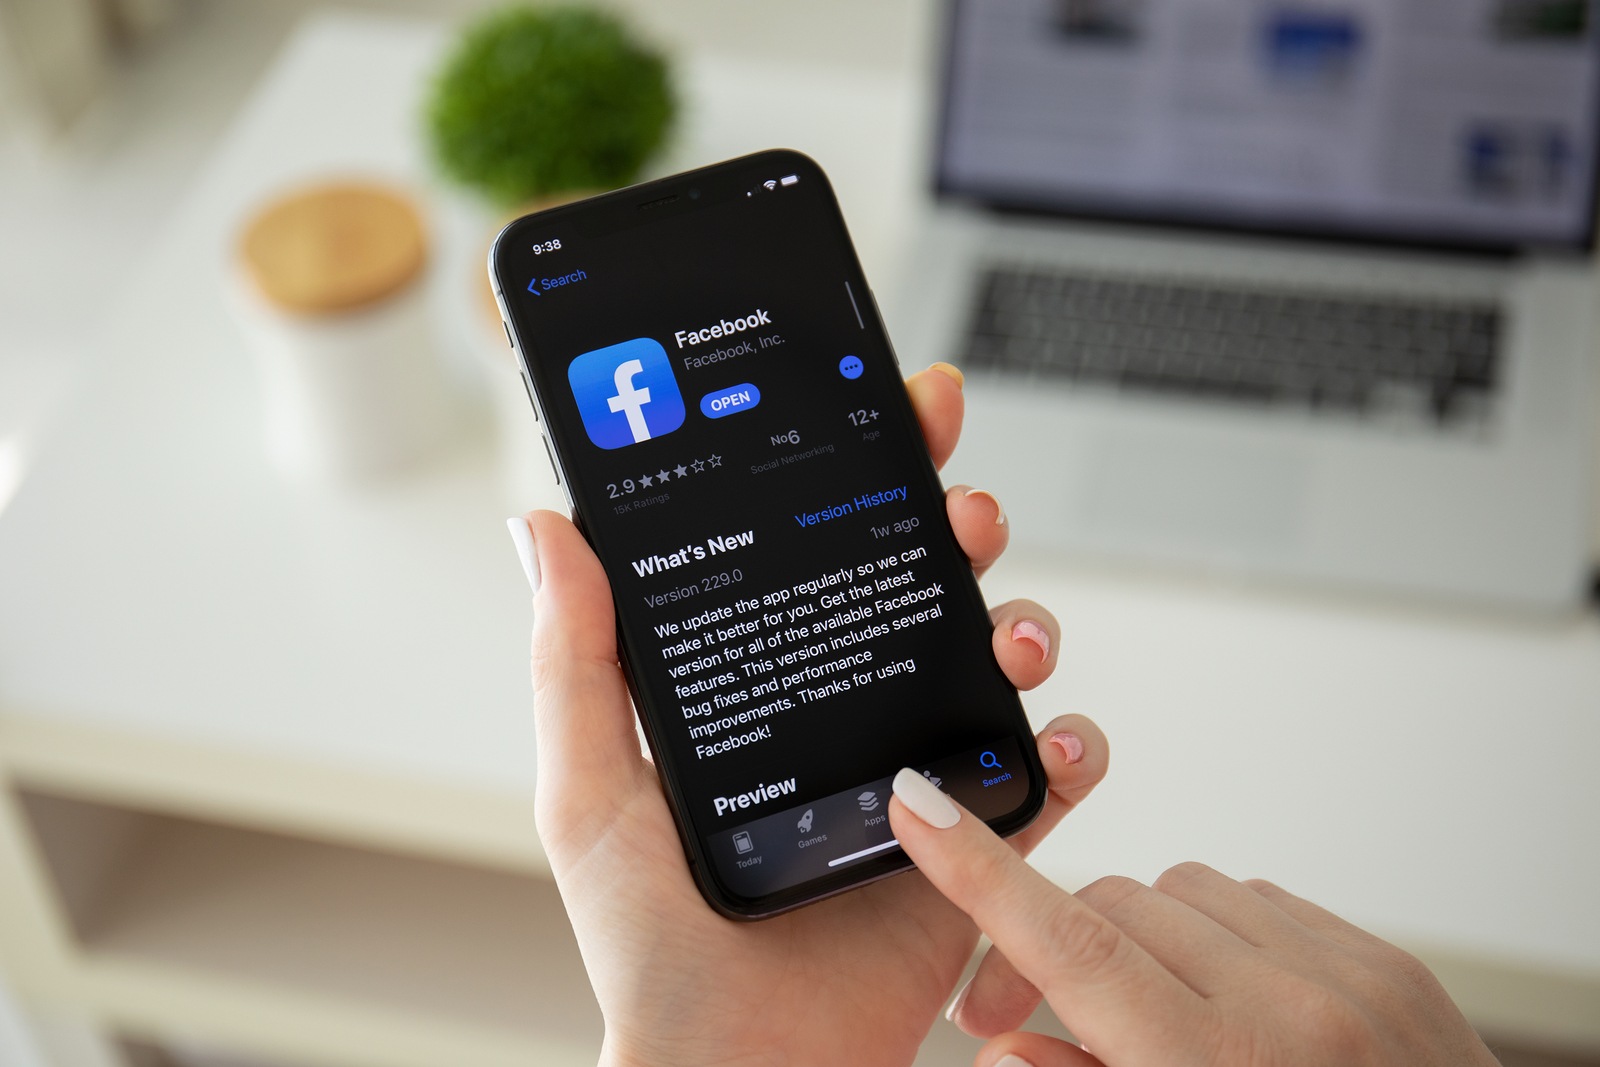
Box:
0;715;548;878
13;786;599;1067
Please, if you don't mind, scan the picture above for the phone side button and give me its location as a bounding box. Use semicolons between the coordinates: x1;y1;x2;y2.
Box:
520;370;539;421
502;319;514;347
541;434;560;485
868;288;900;367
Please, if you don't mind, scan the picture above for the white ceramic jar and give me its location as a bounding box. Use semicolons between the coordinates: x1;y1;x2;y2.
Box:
232;182;458;486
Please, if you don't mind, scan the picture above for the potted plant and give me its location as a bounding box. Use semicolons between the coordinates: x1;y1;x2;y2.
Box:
426;4;676;209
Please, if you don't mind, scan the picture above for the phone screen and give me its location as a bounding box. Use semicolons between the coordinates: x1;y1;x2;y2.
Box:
493;150;1044;917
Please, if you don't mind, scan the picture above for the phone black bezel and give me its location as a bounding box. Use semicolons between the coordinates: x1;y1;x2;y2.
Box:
490;148;1046;919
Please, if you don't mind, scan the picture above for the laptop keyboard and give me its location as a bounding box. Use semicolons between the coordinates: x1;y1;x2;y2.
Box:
964;265;1503;424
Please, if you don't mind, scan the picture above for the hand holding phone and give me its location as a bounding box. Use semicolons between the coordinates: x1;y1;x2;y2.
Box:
512;364;1108;1067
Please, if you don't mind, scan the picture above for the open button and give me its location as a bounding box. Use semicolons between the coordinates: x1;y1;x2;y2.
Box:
700;383;761;419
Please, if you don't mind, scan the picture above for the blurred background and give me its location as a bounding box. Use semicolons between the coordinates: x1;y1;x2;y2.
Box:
0;1;1597;1065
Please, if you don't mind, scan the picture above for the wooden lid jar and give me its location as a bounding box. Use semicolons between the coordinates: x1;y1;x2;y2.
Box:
231;181;456;485
239;183;427;315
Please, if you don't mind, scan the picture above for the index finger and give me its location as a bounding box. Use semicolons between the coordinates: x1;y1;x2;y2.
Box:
888;769;1211;1062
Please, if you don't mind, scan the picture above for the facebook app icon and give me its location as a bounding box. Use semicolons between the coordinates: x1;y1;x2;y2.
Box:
568;337;686;449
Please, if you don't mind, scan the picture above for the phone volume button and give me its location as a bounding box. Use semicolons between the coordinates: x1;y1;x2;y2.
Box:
520;370;539;420
868;287;900;367
502;319;514;348
540;433;560;485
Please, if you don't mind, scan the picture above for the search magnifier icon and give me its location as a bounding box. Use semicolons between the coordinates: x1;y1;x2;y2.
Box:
979;751;1002;770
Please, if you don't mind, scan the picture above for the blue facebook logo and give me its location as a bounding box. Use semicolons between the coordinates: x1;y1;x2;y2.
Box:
568;337;686;450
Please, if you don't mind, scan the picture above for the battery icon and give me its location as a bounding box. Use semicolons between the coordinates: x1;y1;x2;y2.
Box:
780;174;799;186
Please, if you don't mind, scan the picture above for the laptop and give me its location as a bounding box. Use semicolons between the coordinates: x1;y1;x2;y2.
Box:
897;0;1600;610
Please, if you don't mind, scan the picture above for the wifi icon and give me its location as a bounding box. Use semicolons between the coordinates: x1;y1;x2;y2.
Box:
762;179;778;191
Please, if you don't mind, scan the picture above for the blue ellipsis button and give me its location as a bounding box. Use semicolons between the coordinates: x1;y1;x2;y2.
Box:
700;383;762;419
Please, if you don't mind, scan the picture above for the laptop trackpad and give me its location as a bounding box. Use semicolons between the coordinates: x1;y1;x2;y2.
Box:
1079;429;1308;559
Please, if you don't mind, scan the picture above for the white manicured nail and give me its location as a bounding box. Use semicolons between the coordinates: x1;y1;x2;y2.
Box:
944;975;973;1023
506;517;540;594
893;767;960;829
994;1055;1035;1067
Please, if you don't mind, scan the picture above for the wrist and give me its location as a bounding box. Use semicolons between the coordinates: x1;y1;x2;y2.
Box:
599;1034;781;1067
596;1047;643;1067
597;1040;653;1067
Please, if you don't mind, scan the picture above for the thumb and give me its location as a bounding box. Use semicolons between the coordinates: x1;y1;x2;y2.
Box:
888;769;1206;1063
513;512;652;852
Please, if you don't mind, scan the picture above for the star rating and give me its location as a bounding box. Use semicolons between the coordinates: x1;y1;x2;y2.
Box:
626;456;723;491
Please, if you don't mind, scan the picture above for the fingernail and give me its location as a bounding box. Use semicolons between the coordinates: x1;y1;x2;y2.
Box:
893;767;960;829
1049;731;1084;765
1011;620;1050;661
963;487;1007;525
994;1055;1035;1067
929;361;965;389
506;517;540;594
944;975;973;1023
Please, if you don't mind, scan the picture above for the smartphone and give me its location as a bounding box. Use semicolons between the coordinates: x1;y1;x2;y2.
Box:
490;149;1045;919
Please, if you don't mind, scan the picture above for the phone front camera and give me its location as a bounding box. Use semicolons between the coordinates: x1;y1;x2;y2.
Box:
689;188;701;200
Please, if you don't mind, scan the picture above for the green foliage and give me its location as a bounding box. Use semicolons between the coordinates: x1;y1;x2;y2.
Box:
426;5;674;206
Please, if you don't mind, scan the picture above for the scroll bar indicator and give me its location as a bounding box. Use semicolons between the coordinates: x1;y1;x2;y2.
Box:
827;838;900;868
844;280;865;329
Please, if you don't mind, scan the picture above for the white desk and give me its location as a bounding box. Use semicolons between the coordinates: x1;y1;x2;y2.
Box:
0;12;1595;1066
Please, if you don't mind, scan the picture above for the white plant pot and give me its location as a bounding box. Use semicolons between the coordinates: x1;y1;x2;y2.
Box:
230;279;460;486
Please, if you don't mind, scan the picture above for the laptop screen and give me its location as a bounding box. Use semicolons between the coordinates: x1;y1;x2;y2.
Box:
937;0;1600;251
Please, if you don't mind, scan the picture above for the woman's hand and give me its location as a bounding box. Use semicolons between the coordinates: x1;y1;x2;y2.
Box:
511;364;1108;1067
888;771;1500;1067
